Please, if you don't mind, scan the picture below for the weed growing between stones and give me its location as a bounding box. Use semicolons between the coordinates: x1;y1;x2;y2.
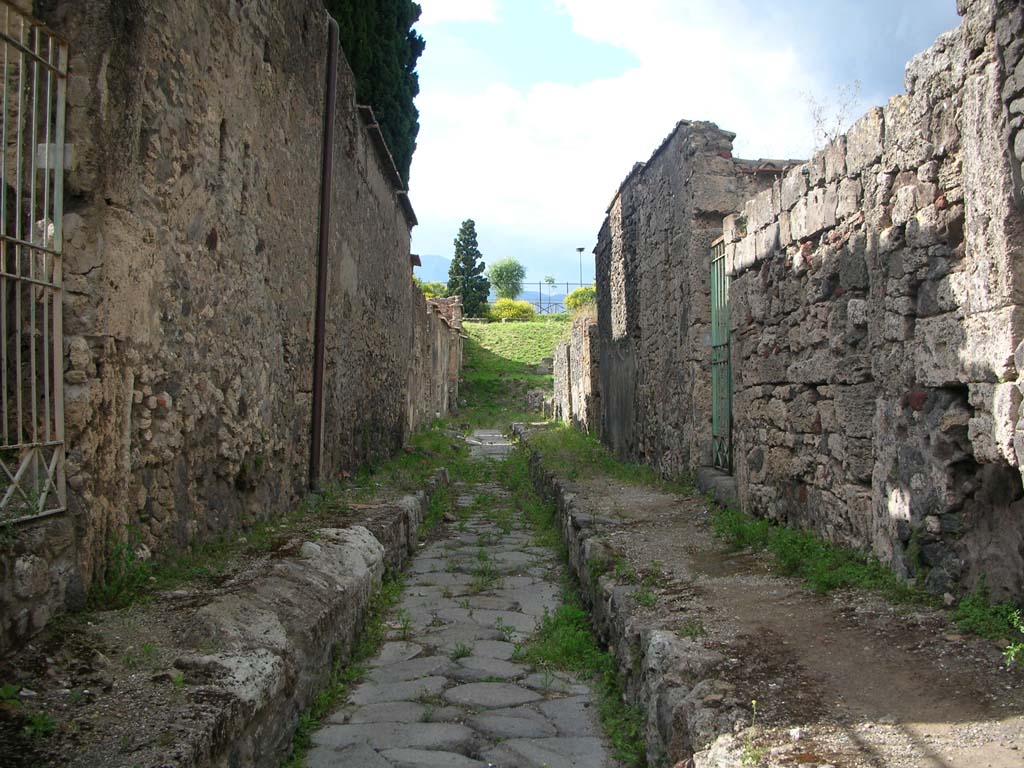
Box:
0;517;16;549
86;537;153;610
396;609;413;640
740;699;767;767
469;557;502;594
450;642;472;660
282;570;404;768
494;616;516;641
419;483;452;540
613;555;638;584
499;447;649;767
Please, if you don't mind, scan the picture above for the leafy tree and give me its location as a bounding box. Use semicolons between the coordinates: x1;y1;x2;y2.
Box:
326;0;425;184
543;275;556;311
413;277;446;298
487;258;526;300
446;219;490;317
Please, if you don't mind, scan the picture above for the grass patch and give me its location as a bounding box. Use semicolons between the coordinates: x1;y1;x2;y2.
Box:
529;425;691;491
86;484;351;610
517;595;647;766
710;504;927;603
952;581;1024;665
420;483;452;540
282;571;404;767
21;711;57;740
677;618;706;639
634;587;657;608
460;320;567;427
350;425;469;494
464;319;569;367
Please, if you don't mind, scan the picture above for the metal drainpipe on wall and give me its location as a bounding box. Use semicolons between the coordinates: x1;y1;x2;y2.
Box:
309;15;339;492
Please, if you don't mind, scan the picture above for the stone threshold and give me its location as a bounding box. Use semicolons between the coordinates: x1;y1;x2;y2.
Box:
695;467;738;510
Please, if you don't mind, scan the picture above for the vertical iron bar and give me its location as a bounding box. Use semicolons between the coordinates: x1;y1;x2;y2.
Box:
13;14;23;447
0;7;7;445
41;36;50;444
52;39;65;508
309;16;339;492
28;27;38;497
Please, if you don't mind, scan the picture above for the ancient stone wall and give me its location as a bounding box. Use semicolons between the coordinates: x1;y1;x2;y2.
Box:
404;298;463;433
553;314;601;434
553;342;572;424
569;0;1024;600
593;122;777;476
0;0;461;653
726;0;1024;599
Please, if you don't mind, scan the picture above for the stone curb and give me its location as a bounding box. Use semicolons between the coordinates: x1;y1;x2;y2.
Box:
150;471;448;768
513;425;742;767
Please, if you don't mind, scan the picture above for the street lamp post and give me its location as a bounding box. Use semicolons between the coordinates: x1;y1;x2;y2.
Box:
576;246;584;285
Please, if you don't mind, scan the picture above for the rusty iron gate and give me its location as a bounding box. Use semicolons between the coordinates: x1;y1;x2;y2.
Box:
0;1;68;522
710;238;731;473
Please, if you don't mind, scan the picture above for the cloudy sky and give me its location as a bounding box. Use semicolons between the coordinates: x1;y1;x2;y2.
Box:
408;0;961;287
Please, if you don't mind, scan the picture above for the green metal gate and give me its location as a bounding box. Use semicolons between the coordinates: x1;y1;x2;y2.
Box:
0;3;68;522
710;238;731;472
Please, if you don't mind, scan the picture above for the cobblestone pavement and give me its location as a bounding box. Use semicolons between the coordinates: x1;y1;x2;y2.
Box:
304;431;618;768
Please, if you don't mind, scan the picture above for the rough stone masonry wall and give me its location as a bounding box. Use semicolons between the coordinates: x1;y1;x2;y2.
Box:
593;122;777;476
553;313;601;435
0;0;461;654
725;0;1024;600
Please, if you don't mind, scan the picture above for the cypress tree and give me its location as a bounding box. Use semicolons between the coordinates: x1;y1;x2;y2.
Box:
446;220;490;317
326;0;425;184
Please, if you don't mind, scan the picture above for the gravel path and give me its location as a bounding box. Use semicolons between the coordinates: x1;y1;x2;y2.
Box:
304;431;618;768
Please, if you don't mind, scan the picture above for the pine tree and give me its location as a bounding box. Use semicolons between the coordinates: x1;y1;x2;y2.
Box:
326;0;425;184
446;220;490;317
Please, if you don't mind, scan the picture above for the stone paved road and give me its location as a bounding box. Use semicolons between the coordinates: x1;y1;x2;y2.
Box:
304;431;618;768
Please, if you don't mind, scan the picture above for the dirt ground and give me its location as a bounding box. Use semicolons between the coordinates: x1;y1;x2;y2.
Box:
577;476;1024;768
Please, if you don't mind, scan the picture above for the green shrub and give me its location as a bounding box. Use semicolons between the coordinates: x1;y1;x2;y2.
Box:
488;298;536;321
413;277;446;299
565;285;596;312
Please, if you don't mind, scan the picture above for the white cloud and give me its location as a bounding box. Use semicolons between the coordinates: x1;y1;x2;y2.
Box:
409;1;890;275
418;0;500;27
